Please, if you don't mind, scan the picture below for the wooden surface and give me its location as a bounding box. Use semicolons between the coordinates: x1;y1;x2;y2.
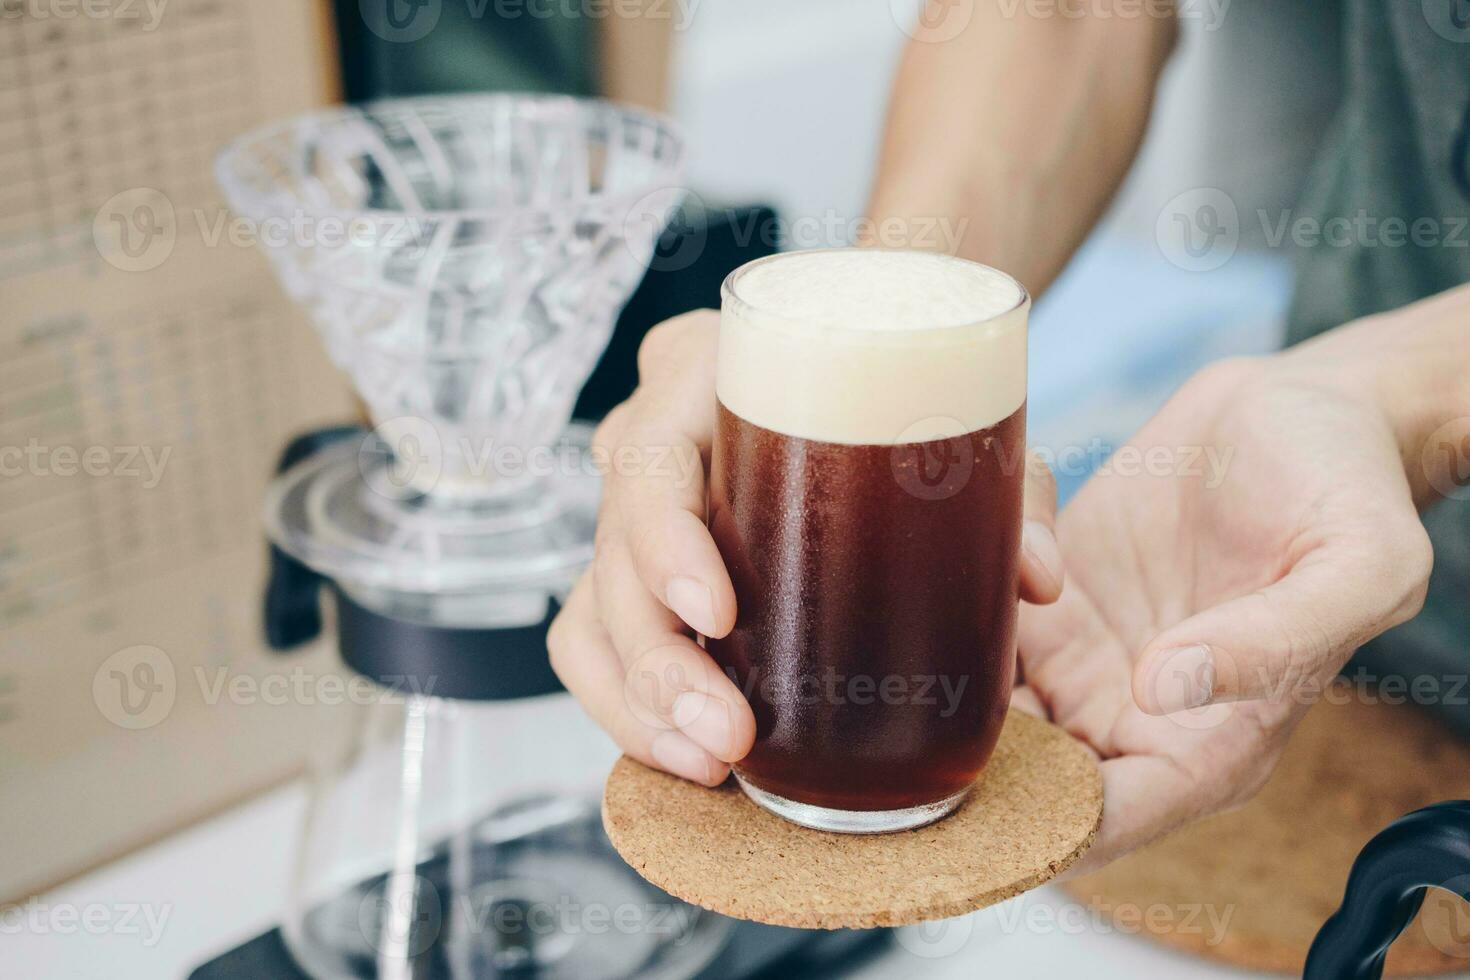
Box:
1068;688;1470;975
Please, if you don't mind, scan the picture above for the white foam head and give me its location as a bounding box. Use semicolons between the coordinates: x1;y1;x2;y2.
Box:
718;249;1028;444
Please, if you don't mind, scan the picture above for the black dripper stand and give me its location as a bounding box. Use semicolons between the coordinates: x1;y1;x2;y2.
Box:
212;408;890;979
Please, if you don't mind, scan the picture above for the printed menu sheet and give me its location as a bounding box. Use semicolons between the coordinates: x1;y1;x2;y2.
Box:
0;0;355;899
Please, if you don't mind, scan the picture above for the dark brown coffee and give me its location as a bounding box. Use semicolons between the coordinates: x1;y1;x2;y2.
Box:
707;400;1026;813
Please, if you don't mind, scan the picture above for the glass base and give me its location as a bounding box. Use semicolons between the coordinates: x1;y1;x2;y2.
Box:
283;792;731;980
733;773;969;834
263;423;599;598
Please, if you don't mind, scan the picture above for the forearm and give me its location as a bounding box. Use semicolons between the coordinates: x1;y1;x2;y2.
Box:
866;0;1177;296
1286;283;1470;508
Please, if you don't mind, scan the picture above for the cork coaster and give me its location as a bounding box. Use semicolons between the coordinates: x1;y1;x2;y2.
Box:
1066;687;1470;975
602;709;1102;929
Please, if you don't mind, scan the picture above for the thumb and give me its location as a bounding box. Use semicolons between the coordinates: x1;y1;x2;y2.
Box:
1131;531;1432;714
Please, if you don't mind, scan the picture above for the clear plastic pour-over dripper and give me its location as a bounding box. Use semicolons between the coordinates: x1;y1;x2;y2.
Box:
218;93;687;605
218;95;717;979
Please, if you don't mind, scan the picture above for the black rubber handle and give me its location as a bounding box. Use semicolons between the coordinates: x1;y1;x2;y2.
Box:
262;426;364;650
1304;800;1470;979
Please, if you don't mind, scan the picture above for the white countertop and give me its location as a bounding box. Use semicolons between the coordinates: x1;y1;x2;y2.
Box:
5;695;1265;980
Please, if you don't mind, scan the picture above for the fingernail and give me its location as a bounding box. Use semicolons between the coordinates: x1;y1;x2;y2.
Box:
1021;520;1063;591
650;730;720;784
666;577;717;636
672;691;734;760
1151;645;1215;713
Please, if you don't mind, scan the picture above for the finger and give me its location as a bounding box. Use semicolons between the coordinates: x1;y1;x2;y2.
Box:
1020;451;1063;605
592;525;755;763
604;312;737;638
548;572;729;786
1009;684;1048;719
617;464;734;638
593;511;688;659
1016;585;1136;752
1131;522;1433;714
1057;753;1198;880
633;309;721;409
593;502;698;656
